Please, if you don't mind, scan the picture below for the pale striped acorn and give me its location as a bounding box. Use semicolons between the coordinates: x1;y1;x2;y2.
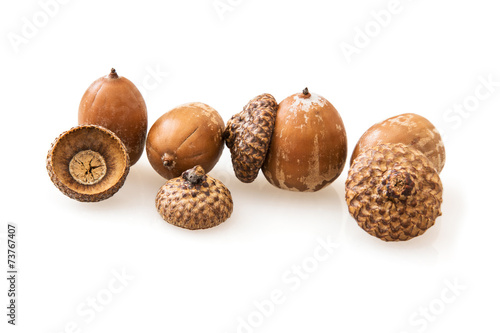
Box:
262;88;347;192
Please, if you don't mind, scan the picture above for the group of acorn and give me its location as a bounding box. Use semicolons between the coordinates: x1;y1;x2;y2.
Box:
47;69;445;242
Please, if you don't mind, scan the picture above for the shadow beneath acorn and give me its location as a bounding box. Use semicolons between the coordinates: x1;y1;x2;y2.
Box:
208;167;347;238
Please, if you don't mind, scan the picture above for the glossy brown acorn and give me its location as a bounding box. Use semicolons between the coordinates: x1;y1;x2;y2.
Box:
351;113;445;173
262;88;347;192
146;102;225;179
78;68;148;166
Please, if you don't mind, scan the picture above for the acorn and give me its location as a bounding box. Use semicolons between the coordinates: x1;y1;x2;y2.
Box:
351;113;445;173
223;93;278;183
345;143;443;241
155;165;233;230
146;102;225;179
262;88;347;192
46;125;130;202
78;68;148;166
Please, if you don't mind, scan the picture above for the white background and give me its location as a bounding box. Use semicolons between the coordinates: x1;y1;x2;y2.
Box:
1;0;499;332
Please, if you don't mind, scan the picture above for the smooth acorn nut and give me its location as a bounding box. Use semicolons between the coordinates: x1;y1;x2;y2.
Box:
262;88;348;192
146;102;225;179
346;143;443;241
223;93;278;183
78;68;148;166
46;125;130;202
351;113;446;173
155;165;233;230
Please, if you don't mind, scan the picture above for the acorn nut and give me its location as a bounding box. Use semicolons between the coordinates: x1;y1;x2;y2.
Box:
351;113;445;173
146;102;225;179
46;125;130;202
345;143;443;241
155;165;233;230
79;68;148;166
223;93;278;183
262;88;348;192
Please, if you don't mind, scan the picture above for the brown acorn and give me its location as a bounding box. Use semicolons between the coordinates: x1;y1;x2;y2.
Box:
351;113;445;173
262;88;347;192
46;125;130;202
155;165;233;230
146;102;225;179
223;93;278;183
78;68;148;166
345;143;443;241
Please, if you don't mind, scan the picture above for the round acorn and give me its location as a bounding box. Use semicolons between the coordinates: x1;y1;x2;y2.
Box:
146;102;225;179
262;88;348;192
46;125;130;202
78;68;148;166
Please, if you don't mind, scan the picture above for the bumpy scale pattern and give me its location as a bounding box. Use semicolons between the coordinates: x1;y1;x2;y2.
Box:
345;143;443;241
155;170;233;230
224;93;278;183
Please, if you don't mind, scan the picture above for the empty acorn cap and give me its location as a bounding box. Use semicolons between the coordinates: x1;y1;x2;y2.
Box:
345;143;443;241
46;125;130;202
223;93;278;183
155;165;233;230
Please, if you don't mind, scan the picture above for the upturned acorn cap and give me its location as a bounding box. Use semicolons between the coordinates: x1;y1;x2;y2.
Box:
155;165;233;230
223;93;278;183
46;125;130;202
345;143;443;241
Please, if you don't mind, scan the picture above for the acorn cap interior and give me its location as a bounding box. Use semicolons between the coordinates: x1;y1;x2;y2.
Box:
48;125;129;200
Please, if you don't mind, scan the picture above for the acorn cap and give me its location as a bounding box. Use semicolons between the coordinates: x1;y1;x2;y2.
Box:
223;93;278;183
155;165;233;230
46;125;130;202
345;143;443;241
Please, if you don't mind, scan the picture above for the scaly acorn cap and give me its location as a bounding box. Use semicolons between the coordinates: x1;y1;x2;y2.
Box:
223;93;278;183
345;143;443;241
155;165;233;230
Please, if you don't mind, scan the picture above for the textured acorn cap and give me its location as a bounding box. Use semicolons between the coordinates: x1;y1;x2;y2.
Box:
223;93;278;183
46;125;130;202
345;143;443;241
155;165;233;230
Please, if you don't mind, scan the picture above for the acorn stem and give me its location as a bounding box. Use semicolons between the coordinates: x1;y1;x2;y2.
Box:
161;153;175;169
380;169;415;201
108;68;119;79
182;165;206;185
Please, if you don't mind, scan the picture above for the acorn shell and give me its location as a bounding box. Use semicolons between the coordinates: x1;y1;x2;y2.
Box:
262;90;347;192
351;113;445;173
46;125;130;202
346;143;443;241
155;165;233;230
223;93;278;183
146;102;225;179
78;68;147;166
